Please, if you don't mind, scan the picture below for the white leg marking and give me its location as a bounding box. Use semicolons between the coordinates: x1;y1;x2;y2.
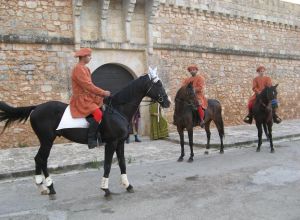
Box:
45;176;53;187
101;177;109;189
120;174;130;188
35;175;43;185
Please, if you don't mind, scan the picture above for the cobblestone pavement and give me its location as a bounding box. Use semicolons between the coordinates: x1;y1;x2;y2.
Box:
0;119;299;180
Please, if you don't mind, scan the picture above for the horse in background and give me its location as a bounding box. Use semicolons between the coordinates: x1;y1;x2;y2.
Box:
174;83;224;162
253;84;278;153
0;72;171;198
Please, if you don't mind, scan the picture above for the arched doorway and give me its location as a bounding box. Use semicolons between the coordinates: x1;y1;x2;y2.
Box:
91;64;134;94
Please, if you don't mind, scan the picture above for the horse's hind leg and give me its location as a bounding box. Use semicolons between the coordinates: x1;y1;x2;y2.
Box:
204;120;212;155
255;122;263;152
177;127;185;162
215;119;224;154
187;128;194;162
267;122;275;153
116;141;134;193
101;141;117;197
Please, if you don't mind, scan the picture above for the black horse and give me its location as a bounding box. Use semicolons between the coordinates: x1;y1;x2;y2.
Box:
174;83;224;162
0;73;171;197
253;84;278;153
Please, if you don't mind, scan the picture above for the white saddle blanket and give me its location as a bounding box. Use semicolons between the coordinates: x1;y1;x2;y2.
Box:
56;106;89;130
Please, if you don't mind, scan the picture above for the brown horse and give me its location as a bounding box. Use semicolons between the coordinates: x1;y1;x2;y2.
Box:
173;83;224;162
252;84;278;153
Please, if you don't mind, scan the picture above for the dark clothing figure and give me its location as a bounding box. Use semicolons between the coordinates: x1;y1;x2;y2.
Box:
126;108;142;143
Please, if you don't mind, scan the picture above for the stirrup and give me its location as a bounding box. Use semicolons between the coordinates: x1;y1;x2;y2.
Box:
273;116;282;124
200;121;205;128
243;116;252;124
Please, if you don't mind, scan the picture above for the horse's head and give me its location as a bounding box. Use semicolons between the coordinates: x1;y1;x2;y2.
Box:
146;67;171;108
175;82;198;109
263;84;278;101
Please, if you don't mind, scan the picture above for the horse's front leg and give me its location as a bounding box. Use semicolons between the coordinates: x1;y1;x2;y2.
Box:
256;122;263;152
204;121;211;155
187;128;194;162
101;142;117;197
177;126;185;162
267;122;275;153
116;141;134;193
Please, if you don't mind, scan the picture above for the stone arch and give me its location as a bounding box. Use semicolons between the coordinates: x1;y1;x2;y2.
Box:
91;63;135;95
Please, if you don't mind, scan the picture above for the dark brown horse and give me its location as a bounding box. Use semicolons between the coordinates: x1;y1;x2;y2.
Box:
174;83;224;162
253;84;278;153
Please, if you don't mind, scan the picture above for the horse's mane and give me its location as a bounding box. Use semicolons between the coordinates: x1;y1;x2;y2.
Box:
175;83;193;101
105;75;148;106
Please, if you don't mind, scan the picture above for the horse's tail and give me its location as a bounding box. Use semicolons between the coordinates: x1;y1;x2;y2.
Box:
0;101;37;133
219;115;225;138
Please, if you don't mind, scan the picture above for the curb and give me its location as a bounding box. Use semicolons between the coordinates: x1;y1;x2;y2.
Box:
0;159;109;181
165;133;300;148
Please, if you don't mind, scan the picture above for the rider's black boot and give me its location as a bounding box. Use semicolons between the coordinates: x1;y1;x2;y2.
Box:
272;107;282;124
86;117;99;149
243;109;253;124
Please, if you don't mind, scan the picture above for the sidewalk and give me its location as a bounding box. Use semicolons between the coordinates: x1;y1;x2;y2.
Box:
0;119;299;180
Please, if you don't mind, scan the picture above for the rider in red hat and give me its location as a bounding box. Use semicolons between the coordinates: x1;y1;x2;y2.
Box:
70;48;111;148
243;65;281;124
182;65;208;128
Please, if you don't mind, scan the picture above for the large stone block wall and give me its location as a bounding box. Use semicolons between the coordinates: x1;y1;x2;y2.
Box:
150;50;300;127
0;0;300;148
0;43;75;148
0;0;73;39
154;3;300;56
150;2;300;128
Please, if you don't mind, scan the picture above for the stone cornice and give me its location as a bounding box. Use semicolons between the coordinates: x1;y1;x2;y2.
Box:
159;2;300;31
0;34;74;45
81;40;147;51
154;43;300;60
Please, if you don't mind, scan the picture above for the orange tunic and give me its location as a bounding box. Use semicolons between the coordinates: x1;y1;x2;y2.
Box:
182;75;208;109
249;75;272;103
70;63;107;118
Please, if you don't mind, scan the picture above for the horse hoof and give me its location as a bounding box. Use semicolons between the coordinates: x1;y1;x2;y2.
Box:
270;149;275;153
177;157;184;162
256;148;260;152
102;188;111;198
41;189;49;195
48;184;56;195
187;158;193;163
204;151;209;155
220;150;224;154
126;184;134;193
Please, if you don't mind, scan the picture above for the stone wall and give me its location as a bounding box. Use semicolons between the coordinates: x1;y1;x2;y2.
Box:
0;0;299;148
0;0;75;148
0;0;73;40
150;50;300;126
150;1;300;127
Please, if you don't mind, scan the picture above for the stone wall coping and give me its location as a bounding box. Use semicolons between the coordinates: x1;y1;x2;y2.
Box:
159;2;300;30
0;34;74;45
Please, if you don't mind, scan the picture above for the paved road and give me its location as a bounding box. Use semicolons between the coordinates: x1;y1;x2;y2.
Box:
0;140;300;220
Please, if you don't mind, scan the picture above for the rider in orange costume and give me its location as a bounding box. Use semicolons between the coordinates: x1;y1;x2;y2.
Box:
243;65;281;124
70;48;111;148
182;65;208;128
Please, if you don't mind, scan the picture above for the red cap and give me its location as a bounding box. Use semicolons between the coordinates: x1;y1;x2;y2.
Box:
256;65;266;72
187;65;198;72
74;48;92;57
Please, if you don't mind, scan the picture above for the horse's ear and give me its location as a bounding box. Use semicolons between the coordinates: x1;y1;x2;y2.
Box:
274;84;278;88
